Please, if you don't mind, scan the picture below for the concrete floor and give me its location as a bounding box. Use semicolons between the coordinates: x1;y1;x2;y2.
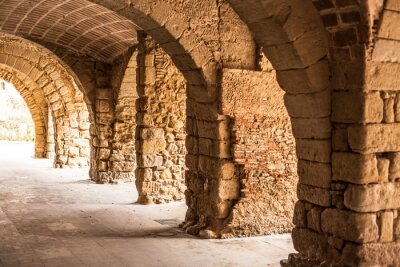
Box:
0;142;295;267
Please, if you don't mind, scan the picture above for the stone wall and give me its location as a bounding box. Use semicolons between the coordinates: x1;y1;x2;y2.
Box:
108;51;138;182
135;33;187;204
220;68;297;237
45;107;55;159
0;35;91;168
284;1;400;266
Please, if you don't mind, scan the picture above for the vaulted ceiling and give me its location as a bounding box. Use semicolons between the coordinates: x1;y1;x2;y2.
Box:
0;0;139;63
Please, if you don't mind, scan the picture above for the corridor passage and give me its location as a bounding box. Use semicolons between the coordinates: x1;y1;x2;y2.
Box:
0;142;294;267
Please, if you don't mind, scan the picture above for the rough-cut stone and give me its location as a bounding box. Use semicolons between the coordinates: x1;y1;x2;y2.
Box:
135;34;187;204
344;183;400;212
220;66;297;237
296;139;331;163
298;160;331;188
297;184;331;207
332;92;383;123
321;208;379;243
332;153;388;184
380;211;394;242
292;227;328;260
343;242;400;266
293;201;307;228
348;124;400;153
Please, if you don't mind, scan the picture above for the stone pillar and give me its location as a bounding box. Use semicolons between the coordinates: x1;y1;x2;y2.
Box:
135;33;187;204
33;124;46;158
45;107;55;159
283;1;400;266
108;51;138;182
91;87;115;182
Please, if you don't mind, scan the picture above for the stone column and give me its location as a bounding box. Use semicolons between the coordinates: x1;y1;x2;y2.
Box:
135;33;187;204
108;51;138;182
91;87;115;182
45;107;55;159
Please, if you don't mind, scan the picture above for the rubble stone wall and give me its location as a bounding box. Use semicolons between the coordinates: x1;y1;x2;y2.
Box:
220;68;297;237
135;34;187;204
0;35;91;168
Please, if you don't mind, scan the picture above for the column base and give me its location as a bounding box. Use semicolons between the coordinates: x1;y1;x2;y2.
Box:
281;253;323;267
91;171;135;184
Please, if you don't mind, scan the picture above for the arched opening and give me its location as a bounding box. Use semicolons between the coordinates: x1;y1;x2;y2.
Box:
0;79;36;157
4;0;397;265
0;34;92;168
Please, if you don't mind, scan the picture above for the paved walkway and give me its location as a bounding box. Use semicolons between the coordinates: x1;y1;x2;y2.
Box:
0;142;294;267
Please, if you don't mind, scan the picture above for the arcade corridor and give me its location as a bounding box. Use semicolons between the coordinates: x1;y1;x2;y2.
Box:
0;142;293;267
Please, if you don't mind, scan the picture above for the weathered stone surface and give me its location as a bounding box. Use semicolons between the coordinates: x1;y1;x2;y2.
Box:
332;92;383;123
135;35;187;204
284;90;330;118
296;139;331;163
276;59;330;94
297;184;331;207
343;242;400;266
298;160;331;188
293;201;306;228
348;124;400;153
220;65;298;236
321;208;379;243
292;227;328;260
291;117;331;139
307;207;322;232
388;152;400;180
332;153;388;184
380;211;394;242
365;62;400;90
344;183;400;212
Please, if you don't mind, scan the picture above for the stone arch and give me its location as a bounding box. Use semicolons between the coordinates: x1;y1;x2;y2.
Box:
0;34;92;167
227;0;400;265
0;68;51;158
87;0;216;88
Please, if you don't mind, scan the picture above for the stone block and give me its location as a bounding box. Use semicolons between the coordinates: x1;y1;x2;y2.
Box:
95;99;111;113
292;227;328;260
307;207;322;232
296;139;331;163
380;211;394;242
293;201;307;227
342;242;400;266
365;61;400;90
297;184;331;207
388;152;400;180
291;117;331;139
387;0;400;10
378;10;400;40
97;161;108;172
298;160;331;188
218;161;235;180
284;90;330;118
218;177;240;200
344;183;400;212
348;123;400;153
332;152;388;184
140;128;164;140
140;139;166;154
96;88;112;100
98;148;110;160
332;128;349;151
332;92;383;123
277;58;330;94
198;138;230;159
321;208;379;243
